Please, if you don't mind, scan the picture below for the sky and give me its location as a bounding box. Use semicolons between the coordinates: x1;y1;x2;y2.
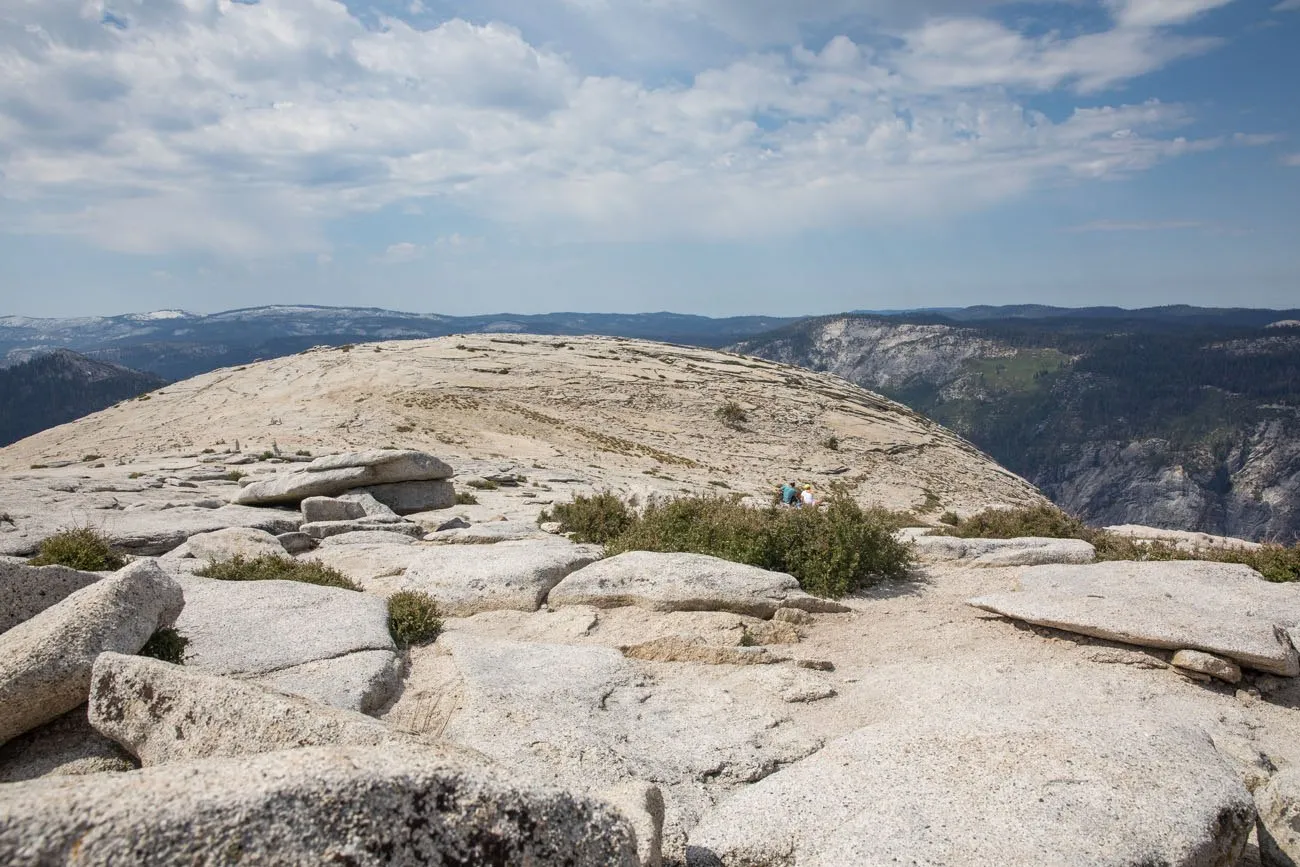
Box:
0;0;1297;318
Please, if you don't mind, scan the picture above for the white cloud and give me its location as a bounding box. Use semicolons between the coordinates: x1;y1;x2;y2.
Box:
0;0;1249;255
1068;219;1207;231
1273;0;1300;11
434;233;486;252
1283;153;1300;167
378;242;425;263
1107;0;1234;28
1232;132;1285;146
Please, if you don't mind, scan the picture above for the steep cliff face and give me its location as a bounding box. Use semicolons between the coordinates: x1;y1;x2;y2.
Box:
1038;422;1300;541
736;316;1300;542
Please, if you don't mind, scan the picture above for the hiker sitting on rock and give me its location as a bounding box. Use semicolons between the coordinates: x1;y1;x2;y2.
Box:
800;485;817;508
780;481;799;507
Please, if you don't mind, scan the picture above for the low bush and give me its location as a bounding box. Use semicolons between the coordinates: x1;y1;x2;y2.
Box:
938;511;960;526
539;492;635;544
944;504;1091;540
388;590;443;646
945;505;1300;582
714;401;748;429
29;528;126;571
140;627;189;665
546;489;912;598
455;491;479;505
197;555;361;591
467;479;499;491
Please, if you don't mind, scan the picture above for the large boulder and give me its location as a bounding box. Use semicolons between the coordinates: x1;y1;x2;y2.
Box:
88;653;445;765
549;551;851;619
166;526;286;562
0;560;183;745
911;535;1096;567
1257;766;1300;867
969;561;1300;676
300;496;366;523
0;745;641;866
0;561;101;633
686;713;1255;866
173;576;399;711
0;706;136;784
373;541;601;615
338;491;399;518
352;480;456;515
101;505;303;556
232;449;453;506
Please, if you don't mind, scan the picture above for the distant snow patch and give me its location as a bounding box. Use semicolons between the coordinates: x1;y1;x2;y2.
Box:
129;310;191;321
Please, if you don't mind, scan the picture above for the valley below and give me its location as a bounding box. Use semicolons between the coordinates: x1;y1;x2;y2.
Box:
736;312;1300;543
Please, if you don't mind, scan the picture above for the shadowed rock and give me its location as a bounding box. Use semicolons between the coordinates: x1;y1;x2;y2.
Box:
0;745;640;867
0;561;183;745
0;706;136;783
233;450;452;506
87;653;452;765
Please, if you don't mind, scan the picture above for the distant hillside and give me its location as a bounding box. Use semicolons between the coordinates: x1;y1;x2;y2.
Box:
0;351;165;447
0;307;799;382
735;313;1300;542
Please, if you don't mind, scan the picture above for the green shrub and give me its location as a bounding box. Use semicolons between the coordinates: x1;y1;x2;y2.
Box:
29;528;126;571
540;492;635;544
596;489;912;598
467;479;499;491
945;504;1092;540
945;505;1300;582
388;590;443;646
714;401;748;429
455;491;479;505
938;511;960;526
197;555;361;591
140;628;189;665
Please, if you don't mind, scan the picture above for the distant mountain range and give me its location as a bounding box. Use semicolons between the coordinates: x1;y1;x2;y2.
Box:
0;307;799;382
0;350;165;447
855;304;1300;326
5;302;1300;541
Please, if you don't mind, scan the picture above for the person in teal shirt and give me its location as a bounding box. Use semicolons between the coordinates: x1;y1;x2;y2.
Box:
780;482;799;507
